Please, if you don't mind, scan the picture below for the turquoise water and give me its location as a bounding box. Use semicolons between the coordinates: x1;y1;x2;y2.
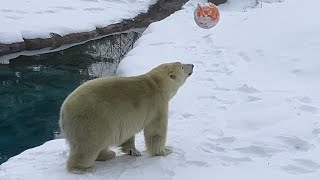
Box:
0;31;141;164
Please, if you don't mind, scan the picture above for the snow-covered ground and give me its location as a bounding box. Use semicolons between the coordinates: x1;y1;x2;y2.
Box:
0;0;156;44
1;0;320;179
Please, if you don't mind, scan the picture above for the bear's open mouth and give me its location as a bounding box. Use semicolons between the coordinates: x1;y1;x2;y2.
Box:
188;72;192;76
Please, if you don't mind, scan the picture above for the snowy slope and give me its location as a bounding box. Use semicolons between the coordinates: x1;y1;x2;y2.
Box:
0;0;156;44
1;0;320;179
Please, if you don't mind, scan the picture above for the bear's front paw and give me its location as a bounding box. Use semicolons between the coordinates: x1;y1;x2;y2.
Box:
155;146;172;156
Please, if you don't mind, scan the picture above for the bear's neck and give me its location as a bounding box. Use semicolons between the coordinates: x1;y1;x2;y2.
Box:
145;71;177;101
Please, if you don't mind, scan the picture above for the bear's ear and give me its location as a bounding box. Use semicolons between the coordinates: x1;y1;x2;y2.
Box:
169;71;176;79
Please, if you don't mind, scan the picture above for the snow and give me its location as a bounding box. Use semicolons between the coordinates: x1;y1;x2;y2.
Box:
0;0;157;44
2;0;320;179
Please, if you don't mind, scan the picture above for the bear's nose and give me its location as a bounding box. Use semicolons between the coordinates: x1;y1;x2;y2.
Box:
192;64;194;68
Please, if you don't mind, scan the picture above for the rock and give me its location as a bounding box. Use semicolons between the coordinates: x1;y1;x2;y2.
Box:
208;0;228;5
0;42;25;56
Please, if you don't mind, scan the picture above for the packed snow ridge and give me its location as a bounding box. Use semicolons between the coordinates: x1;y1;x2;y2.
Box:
0;0;157;44
1;0;320;179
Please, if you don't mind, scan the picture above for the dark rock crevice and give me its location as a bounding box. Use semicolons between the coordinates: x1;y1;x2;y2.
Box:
0;0;226;57
209;0;227;5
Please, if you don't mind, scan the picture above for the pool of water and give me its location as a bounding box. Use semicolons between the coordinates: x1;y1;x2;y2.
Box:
0;31;141;164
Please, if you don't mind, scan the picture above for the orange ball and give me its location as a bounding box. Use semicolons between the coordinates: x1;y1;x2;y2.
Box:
194;3;220;29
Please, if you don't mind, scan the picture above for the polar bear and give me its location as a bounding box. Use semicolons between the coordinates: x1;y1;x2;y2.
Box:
59;62;194;173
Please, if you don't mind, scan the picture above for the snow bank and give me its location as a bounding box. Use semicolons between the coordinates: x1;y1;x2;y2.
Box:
0;0;156;44
1;0;320;179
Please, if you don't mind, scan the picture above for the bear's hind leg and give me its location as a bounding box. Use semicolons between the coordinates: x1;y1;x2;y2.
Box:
96;149;116;161
120;136;141;156
67;147;99;173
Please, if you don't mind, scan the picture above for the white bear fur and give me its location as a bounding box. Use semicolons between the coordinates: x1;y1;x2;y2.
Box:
59;62;193;173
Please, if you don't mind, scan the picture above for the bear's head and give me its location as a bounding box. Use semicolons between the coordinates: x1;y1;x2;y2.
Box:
167;62;194;86
149;62;194;100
